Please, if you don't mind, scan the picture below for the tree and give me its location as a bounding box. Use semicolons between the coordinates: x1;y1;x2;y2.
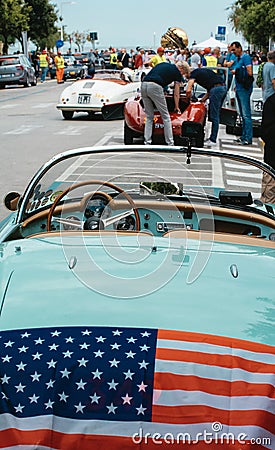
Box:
22;0;59;50
0;0;31;54
70;31;89;52
229;0;275;49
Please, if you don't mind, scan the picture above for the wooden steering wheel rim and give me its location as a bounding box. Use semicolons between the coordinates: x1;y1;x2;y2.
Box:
46;179;141;232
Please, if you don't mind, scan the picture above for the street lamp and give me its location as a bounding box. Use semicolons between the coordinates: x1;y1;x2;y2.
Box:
59;1;77;41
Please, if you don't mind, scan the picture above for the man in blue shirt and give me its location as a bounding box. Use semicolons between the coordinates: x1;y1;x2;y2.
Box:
141;61;190;145
230;41;253;145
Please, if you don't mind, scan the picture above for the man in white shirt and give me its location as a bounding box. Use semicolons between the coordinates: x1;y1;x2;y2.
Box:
190;48;201;69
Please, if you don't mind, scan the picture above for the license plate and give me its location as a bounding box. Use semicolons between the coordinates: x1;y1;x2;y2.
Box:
78;94;91;104
69;71;75;75
0;74;12;78
253;100;263;112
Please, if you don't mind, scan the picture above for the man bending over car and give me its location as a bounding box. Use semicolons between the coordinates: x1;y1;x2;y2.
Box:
141;61;190;145
185;67;227;148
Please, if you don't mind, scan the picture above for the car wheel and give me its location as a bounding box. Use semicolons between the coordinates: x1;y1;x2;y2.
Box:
226;125;235;134
124;122;134;145
31;76;37;86
62;111;74;120
88;111;95;118
24;76;31;88
0;83;5;89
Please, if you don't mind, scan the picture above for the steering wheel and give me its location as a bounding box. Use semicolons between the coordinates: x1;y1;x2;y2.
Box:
46;180;141;232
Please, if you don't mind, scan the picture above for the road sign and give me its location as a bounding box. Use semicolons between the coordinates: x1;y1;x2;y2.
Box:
90;32;98;41
217;26;226;35
215;34;226;41
56;39;64;48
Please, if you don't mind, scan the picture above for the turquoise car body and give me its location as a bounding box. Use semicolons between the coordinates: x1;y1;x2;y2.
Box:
0;146;274;449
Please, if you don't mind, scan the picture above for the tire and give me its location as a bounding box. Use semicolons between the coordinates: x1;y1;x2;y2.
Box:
124;122;134;145
31;76;37;86
62;111;74;120
0;83;5;89
88;111;95;118
226;125;234;134
23;76;31;88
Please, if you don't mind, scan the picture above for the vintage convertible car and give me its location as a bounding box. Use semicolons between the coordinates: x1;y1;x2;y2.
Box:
56;69;141;120
0;145;274;449
124;87;207;146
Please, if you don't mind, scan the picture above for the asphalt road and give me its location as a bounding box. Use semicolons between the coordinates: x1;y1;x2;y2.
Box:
0;79;123;219
0;78;263;220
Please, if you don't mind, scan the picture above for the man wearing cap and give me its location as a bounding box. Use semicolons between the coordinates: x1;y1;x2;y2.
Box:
149;47;167;67
141;61;190;145
54;51;65;84
39;50;49;83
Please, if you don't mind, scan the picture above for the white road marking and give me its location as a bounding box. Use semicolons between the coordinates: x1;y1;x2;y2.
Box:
4;125;43;135
227;179;261;188
226;170;262;179
0;104;19;109
224;163;259;170
54;126;89;135
32;103;56;109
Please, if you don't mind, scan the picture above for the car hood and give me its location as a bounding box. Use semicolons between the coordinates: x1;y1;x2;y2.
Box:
1;234;274;346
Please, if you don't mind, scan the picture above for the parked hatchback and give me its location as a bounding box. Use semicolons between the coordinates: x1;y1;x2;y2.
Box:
0;54;37;89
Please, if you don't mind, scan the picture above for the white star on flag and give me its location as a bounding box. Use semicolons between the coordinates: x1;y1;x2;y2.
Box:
30;371;42;381
92;369;102;379
136;404;147;415
137;381;148;392
75;379;87;390
75;402;85;413
44;399;54;409
77;357;89;367
109;358;120;367
90;393;101;404
60;368;71;378
32;352;42;360
58;392;69;402
123;369;135;380
121;393;133;404
138;360;149;369
107;403;117;414
15;383;26;393
29;394;40;403
51;330;61;337
107;379;118;390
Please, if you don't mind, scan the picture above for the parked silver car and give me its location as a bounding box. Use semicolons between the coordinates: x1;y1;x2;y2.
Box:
0;54;37;89
223;65;262;136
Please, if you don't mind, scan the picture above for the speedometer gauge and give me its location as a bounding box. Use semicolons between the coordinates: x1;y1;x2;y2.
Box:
114;215;135;231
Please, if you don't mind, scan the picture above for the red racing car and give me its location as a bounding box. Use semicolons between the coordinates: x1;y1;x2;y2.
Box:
124;88;207;147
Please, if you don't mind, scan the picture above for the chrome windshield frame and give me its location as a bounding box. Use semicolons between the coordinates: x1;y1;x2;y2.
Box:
16;145;275;224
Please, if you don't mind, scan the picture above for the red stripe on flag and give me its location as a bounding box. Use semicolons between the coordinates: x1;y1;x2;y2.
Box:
0;429;133;450
152;405;275;433
0;428;268;449
158;330;275;355
156;347;275;373
154;373;275;398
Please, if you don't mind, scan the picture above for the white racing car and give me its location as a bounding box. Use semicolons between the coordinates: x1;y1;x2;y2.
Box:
56;69;141;120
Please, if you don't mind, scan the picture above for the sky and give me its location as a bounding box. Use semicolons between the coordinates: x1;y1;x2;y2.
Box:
53;0;245;51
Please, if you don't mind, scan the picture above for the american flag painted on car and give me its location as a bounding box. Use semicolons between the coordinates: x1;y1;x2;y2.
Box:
0;326;274;449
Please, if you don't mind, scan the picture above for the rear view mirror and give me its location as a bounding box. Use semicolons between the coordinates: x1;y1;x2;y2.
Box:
4;192;21;211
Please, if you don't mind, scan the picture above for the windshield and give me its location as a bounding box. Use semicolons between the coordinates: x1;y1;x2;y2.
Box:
19;147;275;222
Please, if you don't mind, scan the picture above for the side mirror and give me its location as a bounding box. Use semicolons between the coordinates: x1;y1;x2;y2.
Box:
4;192;21;211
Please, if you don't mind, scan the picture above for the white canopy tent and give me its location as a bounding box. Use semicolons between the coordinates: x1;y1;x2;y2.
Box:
193;37;228;51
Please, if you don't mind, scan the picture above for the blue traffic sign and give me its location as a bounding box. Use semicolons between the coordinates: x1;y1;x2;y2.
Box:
56;40;64;48
217;26;226;35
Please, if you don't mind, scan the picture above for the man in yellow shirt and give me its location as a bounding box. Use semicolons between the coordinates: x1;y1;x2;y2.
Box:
54;51;65;84
149;47;167;67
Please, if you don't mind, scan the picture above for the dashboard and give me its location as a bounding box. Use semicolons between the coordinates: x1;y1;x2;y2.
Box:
20;192;275;242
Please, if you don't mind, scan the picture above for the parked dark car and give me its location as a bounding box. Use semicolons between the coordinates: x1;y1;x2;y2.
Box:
0;54;37;88
49;56;87;81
